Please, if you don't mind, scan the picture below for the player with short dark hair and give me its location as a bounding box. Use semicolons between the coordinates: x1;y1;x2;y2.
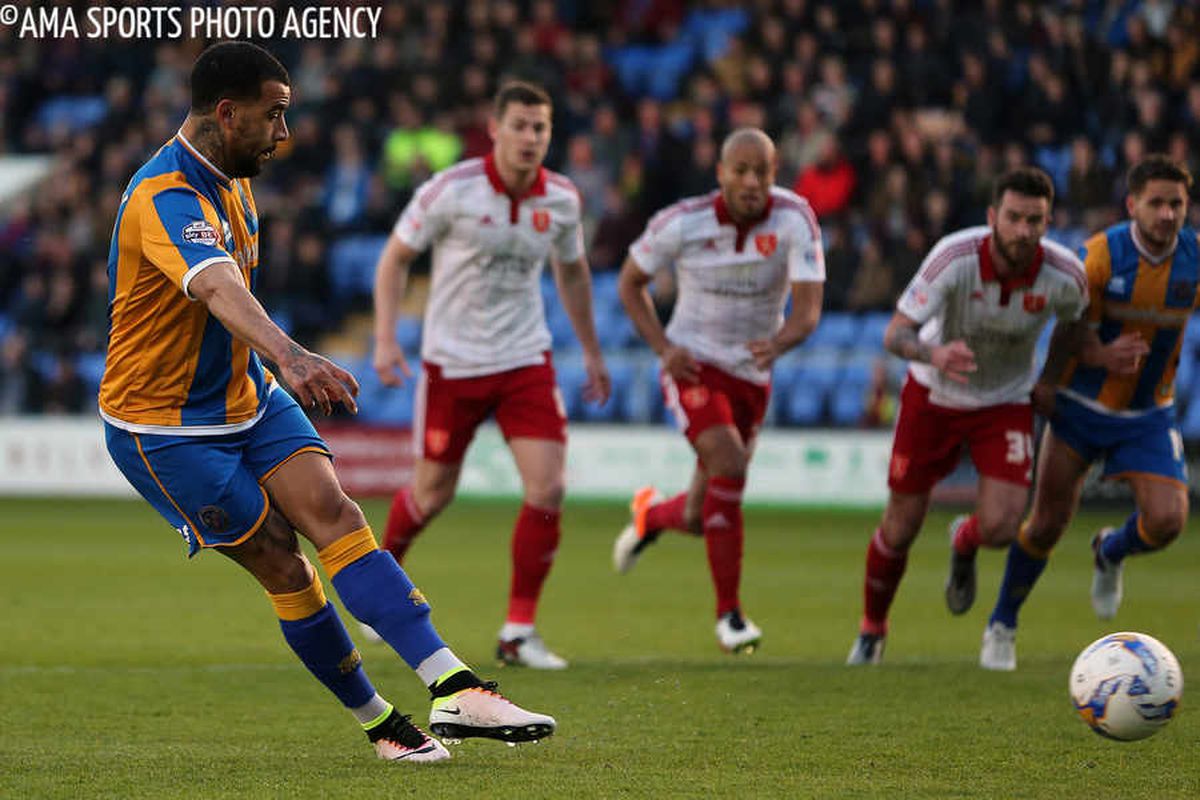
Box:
611;128;825;653
371;80;610;669
846;167;1096;666
101;42;554;763
979;155;1195;670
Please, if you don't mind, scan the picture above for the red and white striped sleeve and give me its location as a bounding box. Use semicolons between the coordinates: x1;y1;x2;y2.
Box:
392;170;457;252
897;233;974;324
628;202;685;275
785;201;825;282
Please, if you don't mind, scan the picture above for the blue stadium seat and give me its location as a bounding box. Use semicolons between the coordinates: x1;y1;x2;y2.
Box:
786;381;826;426
328;235;387;303
36;95;108;130
582;357;635;422
77;352;106;394
1184;313;1200;352
547;303;580;350
782;349;842;425
1176;351;1195;400
1181;391;1200;440
395;316;423;352
856;312;891;351
555;361;588;420
590;271;622;317
806;312;858;349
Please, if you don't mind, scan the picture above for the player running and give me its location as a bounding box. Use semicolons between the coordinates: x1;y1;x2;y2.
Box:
979;155;1194;671
846;168;1095;666
371;81;610;669
611;128;824;653
101;43;554;763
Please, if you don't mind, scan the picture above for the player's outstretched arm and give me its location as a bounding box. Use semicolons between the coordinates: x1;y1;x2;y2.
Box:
884;311;976;384
553;256;611;404
371;236;421;387
748;281;823;371
618;256;698;382
189;262;359;415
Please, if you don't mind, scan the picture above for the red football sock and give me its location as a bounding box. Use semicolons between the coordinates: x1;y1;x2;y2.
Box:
861;528;908;636
382;487;427;564
645;492;692;535
953;514;981;556
506;503;561;624
702;476;745;617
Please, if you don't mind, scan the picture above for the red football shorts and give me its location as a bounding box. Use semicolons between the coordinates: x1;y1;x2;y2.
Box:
662;362;770;444
888;376;1033;494
414;353;567;463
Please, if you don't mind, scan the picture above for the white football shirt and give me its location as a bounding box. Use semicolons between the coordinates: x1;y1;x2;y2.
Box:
393;155;585;378
898;226;1088;408
629;187;825;384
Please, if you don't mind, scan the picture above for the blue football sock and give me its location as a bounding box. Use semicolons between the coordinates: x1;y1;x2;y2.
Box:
279;603;376;709
331;550;447;670
989;540;1048;628
1099;513;1154;564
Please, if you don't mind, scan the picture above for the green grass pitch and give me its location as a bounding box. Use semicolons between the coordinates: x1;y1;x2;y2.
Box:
2;496;1198;798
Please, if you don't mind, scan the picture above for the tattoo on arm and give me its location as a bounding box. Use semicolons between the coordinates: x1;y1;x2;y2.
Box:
886;325;932;363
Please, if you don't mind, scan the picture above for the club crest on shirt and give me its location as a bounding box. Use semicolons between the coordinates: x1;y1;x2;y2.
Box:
754;233;777;257
531;209;551;233
425;429;449;457
198;505;230;533
1022;293;1046;313
681;385;710;409
182;220;218;247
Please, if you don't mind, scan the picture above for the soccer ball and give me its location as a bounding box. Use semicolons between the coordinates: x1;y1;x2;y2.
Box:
1069;632;1183;741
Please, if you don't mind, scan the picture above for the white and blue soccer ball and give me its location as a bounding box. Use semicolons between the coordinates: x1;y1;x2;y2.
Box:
1069;632;1183;741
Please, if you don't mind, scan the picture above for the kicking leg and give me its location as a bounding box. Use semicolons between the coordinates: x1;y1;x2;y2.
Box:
267;452;556;744
222;508;448;762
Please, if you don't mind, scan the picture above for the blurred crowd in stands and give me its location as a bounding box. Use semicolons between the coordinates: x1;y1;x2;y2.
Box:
2;0;1200;419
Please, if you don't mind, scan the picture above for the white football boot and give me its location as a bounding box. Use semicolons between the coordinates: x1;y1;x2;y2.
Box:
715;610;762;654
979;621;1017;671
1090;528;1124;620
430;683;557;744
496;630;568;670
370;710;451;763
613;486;662;574
846;632;886;665
360;622;384;644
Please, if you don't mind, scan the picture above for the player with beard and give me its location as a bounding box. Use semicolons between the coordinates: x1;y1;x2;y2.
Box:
977;155;1194;671
101;42;555;763
611;128;825;654
846;168;1097;666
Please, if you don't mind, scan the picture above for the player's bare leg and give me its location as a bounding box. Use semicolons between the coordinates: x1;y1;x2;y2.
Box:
848;490;929;665
496;437;569;669
945;476;1027;615
384;457;463;565
983;429;1088;669
1091;474;1188;619
265;452;556;745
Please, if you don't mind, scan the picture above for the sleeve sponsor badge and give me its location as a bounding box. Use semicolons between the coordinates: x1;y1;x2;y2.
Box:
182;220;219;247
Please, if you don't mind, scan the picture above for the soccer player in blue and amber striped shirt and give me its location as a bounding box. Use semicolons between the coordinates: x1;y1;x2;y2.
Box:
981;155;1195;671
101;42;554;761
